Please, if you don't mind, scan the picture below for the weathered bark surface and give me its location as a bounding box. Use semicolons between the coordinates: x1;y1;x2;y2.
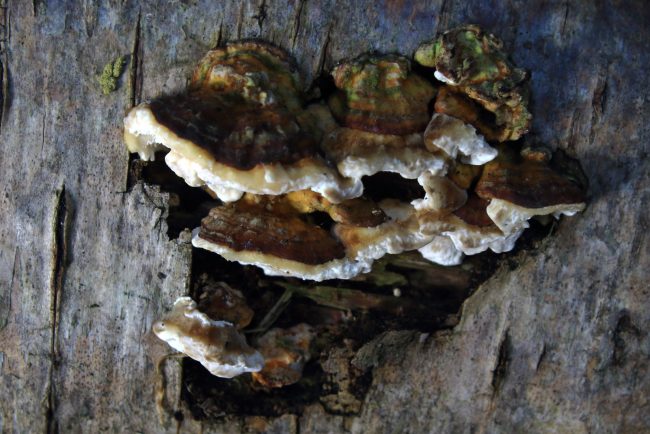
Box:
0;0;648;433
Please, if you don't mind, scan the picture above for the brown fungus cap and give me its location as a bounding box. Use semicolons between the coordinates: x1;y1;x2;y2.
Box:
195;200;346;267
476;146;587;234
415;25;517;85
153;297;263;378
434;86;519;143
416;146;587;258
192;198;438;281
417;210;522;257
452;193;493;227
329;54;436;135
147;93;317;171
334;199;436;263
476;146;587;209
124;43;362;203
412;173;468;213
195;276;255;329
125;35;588;281
240;191;387;228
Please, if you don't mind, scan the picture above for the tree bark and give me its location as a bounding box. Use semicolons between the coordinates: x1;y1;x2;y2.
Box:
0;0;648;433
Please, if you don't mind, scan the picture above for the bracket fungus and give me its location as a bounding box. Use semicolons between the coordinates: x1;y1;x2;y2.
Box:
476;146;587;234
136;27;588;386
124;42;361;203
126;32;586;281
329;54;435;135
323;54;445;181
416;25;532;142
153;297;263;378
191;195;431;281
192;198;350;281
322;127;445;181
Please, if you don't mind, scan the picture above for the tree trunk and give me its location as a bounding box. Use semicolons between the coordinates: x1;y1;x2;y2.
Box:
0;0;648;433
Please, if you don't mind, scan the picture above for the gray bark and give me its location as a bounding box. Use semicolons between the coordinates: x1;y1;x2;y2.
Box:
0;0;648;433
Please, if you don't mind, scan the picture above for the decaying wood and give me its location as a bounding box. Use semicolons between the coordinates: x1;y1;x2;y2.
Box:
0;0;648;433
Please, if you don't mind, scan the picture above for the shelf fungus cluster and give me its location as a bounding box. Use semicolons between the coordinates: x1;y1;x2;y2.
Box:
134;27;587;380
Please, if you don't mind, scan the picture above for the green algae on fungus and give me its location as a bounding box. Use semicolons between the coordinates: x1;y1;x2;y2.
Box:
416;25;531;141
190;41;304;115
322;53;447;183
329;54;436;135
98;55;127;95
415;24;515;85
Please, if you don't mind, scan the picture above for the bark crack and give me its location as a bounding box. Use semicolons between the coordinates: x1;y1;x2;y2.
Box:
129;10;142;108
45;186;71;434
566;108;579;151
291;0;305;49
612;310;641;367
0;246;17;331
436;0;450;32
215;17;224;48
560;1;570;38
236;2;244;39
40;112;46;157
535;342;547;372
31;0;44;16
315;26;331;76
589;61;610;145
125;11;142;192
491;329;510;397
154;353;186;426
0;0;9;130
252;0;267;33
